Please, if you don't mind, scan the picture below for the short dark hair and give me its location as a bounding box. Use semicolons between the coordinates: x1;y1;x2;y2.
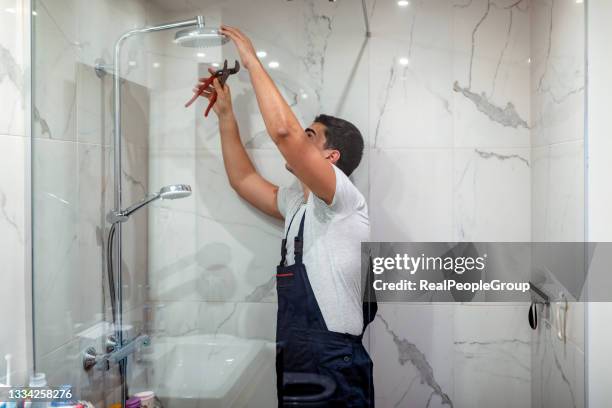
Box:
314;114;364;176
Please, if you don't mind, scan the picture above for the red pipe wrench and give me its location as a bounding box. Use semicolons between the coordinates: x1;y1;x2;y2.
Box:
185;59;240;117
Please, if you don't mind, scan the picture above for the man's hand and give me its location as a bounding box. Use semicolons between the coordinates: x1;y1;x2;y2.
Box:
220;25;260;70
193;68;234;118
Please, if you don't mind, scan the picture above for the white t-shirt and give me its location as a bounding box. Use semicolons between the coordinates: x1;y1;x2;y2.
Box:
276;165;370;336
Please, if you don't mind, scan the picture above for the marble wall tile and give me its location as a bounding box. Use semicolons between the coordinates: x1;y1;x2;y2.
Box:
452;0;530;149
0;0;26;136
454;147;531;241
369;148;453;242
369;303;455;408
32;0;78;142
368;0;454;149
369;37;454;149
453;304;531;408
530;0;585;148
531;141;584;241
531;313;585;408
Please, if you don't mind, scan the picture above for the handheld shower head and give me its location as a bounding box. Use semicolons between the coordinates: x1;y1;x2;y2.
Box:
159;184;192;200
108;184;192;224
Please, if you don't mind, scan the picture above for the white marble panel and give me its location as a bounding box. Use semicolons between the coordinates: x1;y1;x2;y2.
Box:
369;148;453;242
368;0;454;149
531;141;584;242
453;304;531;408
0;134;27;383
453;0;530;148
454;147;531;241
369;303;455;408
531;312;585;408
0;0;26;136
530;0;585;147
369;37;454;149
32;0;78;142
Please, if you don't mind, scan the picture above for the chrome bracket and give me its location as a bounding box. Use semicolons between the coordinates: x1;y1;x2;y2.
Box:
94;58;113;79
107;210;128;224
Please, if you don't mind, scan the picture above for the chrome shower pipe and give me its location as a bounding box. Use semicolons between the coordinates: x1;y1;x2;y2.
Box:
110;16;203;406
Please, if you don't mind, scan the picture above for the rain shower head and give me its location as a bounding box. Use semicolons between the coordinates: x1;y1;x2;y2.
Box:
174;27;228;48
108;184;192;224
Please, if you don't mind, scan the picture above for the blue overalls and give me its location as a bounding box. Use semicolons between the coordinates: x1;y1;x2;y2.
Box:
275;209;377;407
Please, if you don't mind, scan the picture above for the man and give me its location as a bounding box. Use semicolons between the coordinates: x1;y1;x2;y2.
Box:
194;26;375;407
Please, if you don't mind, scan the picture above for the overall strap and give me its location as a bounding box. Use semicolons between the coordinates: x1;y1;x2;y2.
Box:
293;212;307;264
361;255;378;334
279;207;302;266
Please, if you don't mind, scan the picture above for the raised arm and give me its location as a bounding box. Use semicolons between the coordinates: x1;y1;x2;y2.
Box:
221;26;337;205
198;73;282;219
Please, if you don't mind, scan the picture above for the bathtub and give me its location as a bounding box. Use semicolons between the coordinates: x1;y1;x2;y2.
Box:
136;334;275;408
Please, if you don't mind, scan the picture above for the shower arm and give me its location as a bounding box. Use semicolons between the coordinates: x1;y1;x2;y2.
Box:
112;15;204;216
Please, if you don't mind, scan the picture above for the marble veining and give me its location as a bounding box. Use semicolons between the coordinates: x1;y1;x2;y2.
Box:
122;169;147;196
535;0;554;93
0;43;24;135
373;64;397;148
378;315;453;407
454;81;529;129
534;320;580;408
244;276;276;302
475;148;530;167
0;191;22;242
0;45;23;93
301;0;335;102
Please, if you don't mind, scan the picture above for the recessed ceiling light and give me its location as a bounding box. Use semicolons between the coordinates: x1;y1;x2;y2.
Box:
152;62;161;68
128;60;137;67
575;0;583;3
256;50;267;58
5;7;16;13
268;61;280;69
211;62;220;68
398;57;409;66
196;52;206;58
32;10;37;16
397;0;410;7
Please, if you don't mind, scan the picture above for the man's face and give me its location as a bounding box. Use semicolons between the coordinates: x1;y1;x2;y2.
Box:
285;122;338;173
